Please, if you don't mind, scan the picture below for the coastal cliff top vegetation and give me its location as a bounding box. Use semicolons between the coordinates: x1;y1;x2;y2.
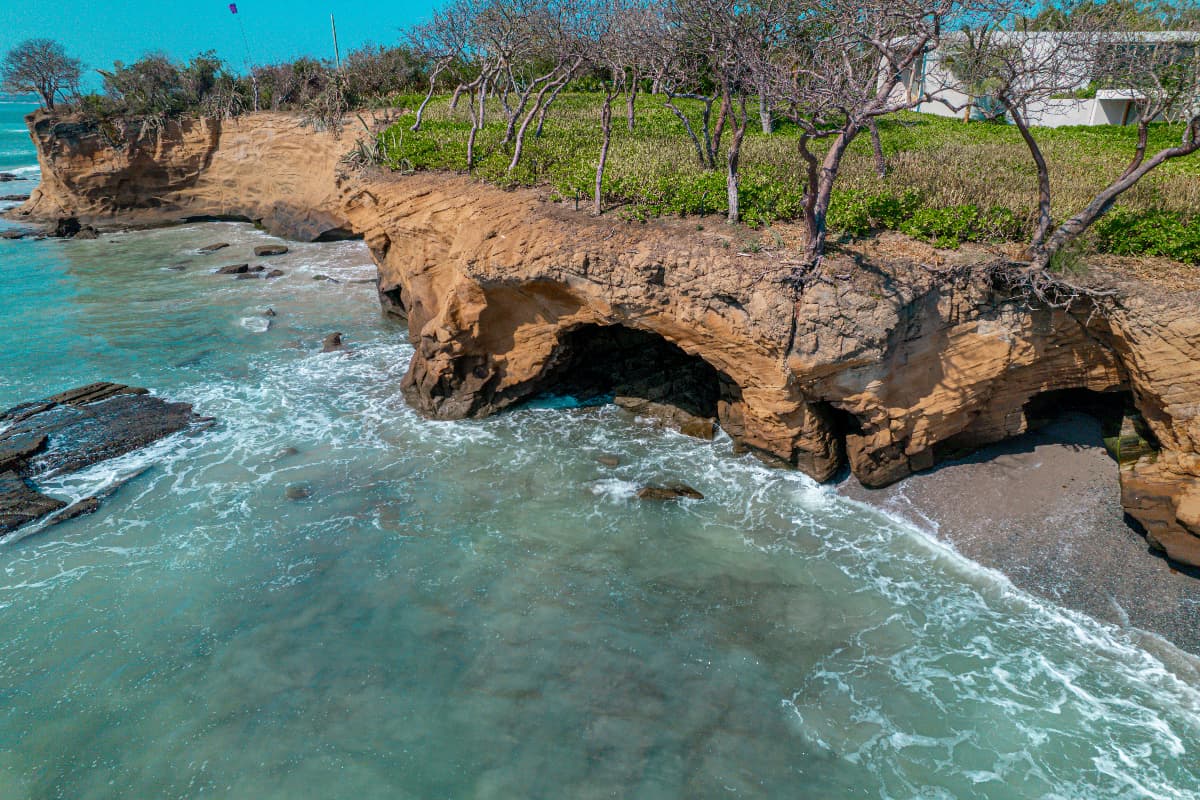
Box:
5;0;1199;294
378;92;1200;265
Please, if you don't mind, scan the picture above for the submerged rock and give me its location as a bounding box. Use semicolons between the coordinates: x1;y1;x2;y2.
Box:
637;483;704;501
198;242;230;253
73;225;99;240
322;332;348;353
216;263;249;275
285;483;312;500
254;245;288;257
596;455;621;468
265;269;285;279
0;382;208;536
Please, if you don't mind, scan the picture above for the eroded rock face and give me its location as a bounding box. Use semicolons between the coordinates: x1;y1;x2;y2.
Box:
348;173;1197;561
15;112;354;241
14;112;1200;565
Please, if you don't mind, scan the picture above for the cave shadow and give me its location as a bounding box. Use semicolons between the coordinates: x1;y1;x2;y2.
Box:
519;323;740;424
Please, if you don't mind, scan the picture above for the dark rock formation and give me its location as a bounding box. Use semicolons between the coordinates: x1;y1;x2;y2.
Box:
254;245;288;256
199;242;231;253
51;217;80;237
322;333;347;353
216;263;249;274
0;382;206;536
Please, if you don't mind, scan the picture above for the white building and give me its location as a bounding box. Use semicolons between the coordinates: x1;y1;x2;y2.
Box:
892;31;1199;128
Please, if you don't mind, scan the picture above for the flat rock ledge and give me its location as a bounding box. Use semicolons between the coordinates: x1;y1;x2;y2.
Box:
0;382;208;536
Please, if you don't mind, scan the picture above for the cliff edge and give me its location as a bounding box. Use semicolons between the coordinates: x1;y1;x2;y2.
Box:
12;110;1200;568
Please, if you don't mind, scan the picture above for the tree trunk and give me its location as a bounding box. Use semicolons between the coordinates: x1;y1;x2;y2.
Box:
595;93;614;216
1010;106;1054;258
711;89;730;163
664;95;707;167
534;78;569;138
1036;119;1200;268
758;88;772;134
726;98;748;225
508;79;558;173
801;128;856;265
868;118;886;178
412;70;442;132
626;76;638;132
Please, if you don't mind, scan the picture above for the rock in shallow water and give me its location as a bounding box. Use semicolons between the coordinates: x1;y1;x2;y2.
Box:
0;382;208;536
0;471;66;533
637;483;704;501
254;245;288;257
198;242;230;253
285;483;312;500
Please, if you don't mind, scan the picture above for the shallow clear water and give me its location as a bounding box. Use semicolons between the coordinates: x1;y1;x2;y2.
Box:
2;100;1200;799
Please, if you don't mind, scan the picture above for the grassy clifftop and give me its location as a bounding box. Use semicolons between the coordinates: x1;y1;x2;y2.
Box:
379;92;1200;263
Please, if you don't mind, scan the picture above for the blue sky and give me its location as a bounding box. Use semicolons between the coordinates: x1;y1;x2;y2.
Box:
1;1;442;85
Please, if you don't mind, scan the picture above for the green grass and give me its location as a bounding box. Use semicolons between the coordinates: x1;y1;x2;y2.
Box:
377;92;1200;261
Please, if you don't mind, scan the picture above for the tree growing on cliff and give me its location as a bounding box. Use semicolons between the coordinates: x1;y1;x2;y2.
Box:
1;39;82;111
941;0;1200;279
757;0;975;267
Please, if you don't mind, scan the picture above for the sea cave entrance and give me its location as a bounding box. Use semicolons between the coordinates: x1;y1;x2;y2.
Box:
1021;387;1156;464
534;324;742;439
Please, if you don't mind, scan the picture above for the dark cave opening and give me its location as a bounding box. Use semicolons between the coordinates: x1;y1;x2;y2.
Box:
536;324;740;426
1022;387;1158;463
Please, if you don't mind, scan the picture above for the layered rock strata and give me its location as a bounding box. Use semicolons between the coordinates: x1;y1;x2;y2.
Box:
0;383;206;534
12;110;1200;566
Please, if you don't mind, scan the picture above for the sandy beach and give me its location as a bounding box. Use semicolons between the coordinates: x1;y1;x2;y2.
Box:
842;411;1200;661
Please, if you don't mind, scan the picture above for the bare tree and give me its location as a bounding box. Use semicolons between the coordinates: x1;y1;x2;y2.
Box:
941;2;1200;270
503;0;592;173
591;0;659;213
409;2;472;132
760;0;971;265
1;39;82;111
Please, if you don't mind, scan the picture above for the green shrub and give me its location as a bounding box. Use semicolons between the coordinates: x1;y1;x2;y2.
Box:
897;204;1024;248
1094;209;1200;264
828;189;922;236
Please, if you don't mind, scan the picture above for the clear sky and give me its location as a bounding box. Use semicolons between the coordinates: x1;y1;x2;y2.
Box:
0;1;443;84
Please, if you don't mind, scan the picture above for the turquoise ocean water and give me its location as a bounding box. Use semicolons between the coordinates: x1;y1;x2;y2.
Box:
2;98;1200;798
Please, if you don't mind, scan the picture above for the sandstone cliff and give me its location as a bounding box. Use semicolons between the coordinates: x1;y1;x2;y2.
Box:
12;110;1200;567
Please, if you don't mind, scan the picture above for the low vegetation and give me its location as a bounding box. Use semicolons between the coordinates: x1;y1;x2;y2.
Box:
378;93;1200;263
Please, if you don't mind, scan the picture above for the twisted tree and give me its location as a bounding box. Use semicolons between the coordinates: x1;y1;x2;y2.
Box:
1;39;82;111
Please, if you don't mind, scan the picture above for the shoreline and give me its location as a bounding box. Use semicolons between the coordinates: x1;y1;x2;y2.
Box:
841;411;1200;658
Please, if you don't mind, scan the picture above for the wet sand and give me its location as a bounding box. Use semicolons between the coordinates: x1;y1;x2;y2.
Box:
841;412;1200;659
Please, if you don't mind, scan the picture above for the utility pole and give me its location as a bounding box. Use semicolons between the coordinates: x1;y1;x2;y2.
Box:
331;14;342;71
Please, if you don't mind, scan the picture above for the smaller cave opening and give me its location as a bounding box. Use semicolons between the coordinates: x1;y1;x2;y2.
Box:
314;227;364;242
1022;387;1158;463
533;324;740;437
